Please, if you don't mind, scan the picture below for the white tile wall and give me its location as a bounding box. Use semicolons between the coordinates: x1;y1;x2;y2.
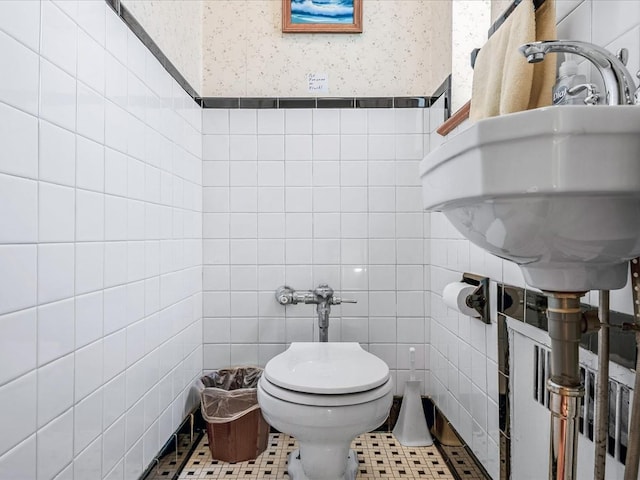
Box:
0;2;203;480
2;1;638;479
426;2;640;477
202;107;431;394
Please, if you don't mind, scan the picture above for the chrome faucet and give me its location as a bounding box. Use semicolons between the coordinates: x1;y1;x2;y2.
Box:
519;40;640;105
275;284;357;342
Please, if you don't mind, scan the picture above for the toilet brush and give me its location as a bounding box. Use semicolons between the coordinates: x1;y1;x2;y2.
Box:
392;347;433;446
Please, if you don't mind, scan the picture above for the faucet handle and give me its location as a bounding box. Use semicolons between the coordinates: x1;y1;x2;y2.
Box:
617;48;629;66
331;296;357;305
567;83;600;105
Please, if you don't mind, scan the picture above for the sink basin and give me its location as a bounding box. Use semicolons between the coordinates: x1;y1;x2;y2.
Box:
420;106;640;292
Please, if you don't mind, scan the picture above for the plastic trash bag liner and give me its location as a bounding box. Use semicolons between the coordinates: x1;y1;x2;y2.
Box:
200;367;263;423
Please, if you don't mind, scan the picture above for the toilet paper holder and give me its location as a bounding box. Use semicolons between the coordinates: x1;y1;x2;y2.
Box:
460;272;491;324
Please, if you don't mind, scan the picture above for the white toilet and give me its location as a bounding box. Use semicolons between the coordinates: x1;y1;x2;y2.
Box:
257;342;393;480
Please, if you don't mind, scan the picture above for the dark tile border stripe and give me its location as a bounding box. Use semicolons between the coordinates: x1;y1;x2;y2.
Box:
317;98;355;108
199;98;240;109
356;97;393;108
105;0;446;109
278;98;318;109
198;96;433;109
240;98;278;109
106;0;199;99
431;75;452;120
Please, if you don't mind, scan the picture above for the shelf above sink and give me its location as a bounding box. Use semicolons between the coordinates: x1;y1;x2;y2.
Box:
420;105;640;292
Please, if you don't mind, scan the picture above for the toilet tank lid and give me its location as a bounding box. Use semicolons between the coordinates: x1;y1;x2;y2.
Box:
263;342;390;394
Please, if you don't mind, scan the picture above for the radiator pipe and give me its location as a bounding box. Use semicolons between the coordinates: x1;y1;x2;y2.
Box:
594;290;610;480
624;334;640;480
624;258;640;480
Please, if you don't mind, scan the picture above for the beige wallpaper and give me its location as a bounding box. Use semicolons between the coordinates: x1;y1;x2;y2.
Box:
202;0;452;97
451;0;491;111
122;0;203;93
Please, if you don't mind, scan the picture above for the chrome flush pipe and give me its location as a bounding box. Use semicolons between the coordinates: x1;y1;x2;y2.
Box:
594;291;610;480
313;284;334;343
519;40;639;105
546;292;585;480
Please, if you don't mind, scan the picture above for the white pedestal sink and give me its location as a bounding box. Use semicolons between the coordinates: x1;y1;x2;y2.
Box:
420;105;640;292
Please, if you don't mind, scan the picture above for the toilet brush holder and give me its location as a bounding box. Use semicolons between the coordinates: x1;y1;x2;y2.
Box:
392;380;433;446
393;347;433;447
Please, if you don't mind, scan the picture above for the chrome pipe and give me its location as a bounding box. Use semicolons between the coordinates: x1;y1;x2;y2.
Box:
317;301;330;343
549;381;583;480
594;291;610;480
546;292;585;480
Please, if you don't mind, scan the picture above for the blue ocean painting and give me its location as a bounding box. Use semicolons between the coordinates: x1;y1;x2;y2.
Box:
290;0;354;24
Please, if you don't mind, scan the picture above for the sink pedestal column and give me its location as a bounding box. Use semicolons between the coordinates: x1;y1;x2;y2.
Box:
546;293;585;480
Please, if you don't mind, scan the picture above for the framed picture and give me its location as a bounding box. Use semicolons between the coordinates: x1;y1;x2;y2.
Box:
282;0;363;33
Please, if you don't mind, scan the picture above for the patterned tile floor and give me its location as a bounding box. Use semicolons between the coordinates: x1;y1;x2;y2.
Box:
176;432;460;479
439;445;488;480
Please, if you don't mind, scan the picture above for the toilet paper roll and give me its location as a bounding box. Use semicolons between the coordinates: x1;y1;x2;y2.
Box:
442;282;479;317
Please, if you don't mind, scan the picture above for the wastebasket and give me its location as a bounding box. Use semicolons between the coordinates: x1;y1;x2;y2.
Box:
199;366;270;463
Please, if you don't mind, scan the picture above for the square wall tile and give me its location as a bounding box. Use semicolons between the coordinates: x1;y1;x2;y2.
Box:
40;0;78;76
76;340;104;401
0;372;37;458
40;59;76;131
593;0;640;46
285;110;312;134
0;245;37;315
74;390;103;456
77;82;105;143
75;291;103;348
340;109;367;134
0;102;38;179
0;30;39;115
0;174;37;244
203;109;230;134
204;344;231;370
257;109;284;135
37;353;74;428
0;308;37;385
38;243;74;304
76;137;104;192
39;183;75;243
39;120;76;187
230;109;257;135
77;29;105;95
37;298;75;366
312;109;340;134
0;434;37;480
0;1;41;51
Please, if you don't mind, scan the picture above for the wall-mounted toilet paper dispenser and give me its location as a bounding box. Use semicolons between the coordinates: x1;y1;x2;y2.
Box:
442;273;491;324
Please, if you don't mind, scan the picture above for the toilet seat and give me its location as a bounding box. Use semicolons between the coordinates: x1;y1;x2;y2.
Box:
263;342;390;395
259;375;393;407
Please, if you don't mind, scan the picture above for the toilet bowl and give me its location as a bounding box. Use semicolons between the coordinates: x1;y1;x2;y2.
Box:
257;342;393;480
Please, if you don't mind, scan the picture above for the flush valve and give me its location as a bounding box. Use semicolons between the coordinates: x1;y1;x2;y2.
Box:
275;284;357;342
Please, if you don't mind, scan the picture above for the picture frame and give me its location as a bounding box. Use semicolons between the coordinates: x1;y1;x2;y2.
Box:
282;0;362;33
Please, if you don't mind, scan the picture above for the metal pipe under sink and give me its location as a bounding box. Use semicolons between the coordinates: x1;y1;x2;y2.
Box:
545;292;585;480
